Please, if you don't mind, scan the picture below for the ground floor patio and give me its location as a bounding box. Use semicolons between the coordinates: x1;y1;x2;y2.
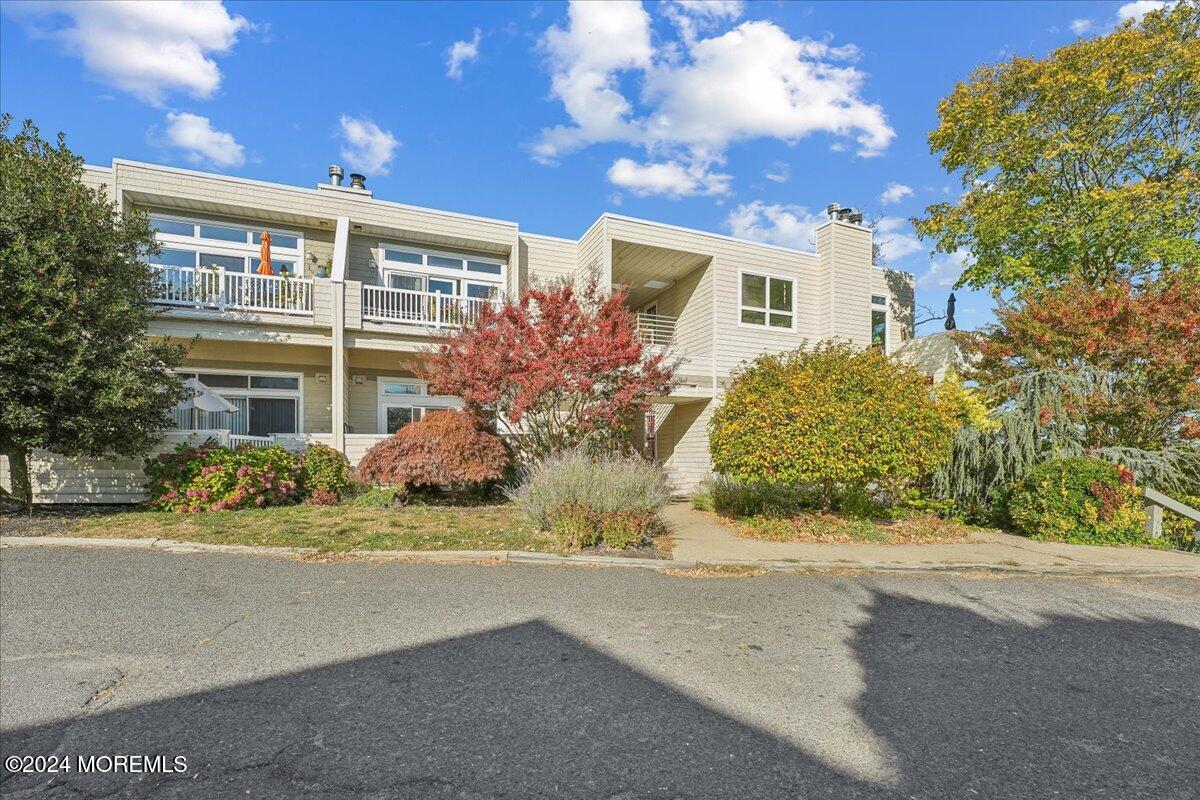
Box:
2;339;719;502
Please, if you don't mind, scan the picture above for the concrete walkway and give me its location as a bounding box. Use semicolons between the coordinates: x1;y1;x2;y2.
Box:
663;502;1200;575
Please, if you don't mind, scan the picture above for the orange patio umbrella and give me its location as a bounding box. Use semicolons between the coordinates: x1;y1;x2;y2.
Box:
257;231;273;275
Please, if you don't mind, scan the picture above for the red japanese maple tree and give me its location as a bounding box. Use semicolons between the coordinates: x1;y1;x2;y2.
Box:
425;276;676;459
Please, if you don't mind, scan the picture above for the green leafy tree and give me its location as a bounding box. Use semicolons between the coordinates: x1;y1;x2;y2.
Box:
914;3;1200;290
709;342;957;508
0;116;187;509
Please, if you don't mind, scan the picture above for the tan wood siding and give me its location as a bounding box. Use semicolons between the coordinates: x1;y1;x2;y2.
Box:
520;234;579;287
870;267;915;353
653;399;714;492
113;161;517;254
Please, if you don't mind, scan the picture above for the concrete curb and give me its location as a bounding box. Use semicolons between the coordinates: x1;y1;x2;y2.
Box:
2;534;1197;577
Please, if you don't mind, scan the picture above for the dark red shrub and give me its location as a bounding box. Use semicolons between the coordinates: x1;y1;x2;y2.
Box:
305;488;339;506
355;409;509;491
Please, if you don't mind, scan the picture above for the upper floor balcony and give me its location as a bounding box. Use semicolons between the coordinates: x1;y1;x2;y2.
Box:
361;284;504;331
635;312;677;347
151;265;314;316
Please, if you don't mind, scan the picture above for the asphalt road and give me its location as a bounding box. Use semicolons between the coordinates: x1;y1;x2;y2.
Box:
1;548;1198;799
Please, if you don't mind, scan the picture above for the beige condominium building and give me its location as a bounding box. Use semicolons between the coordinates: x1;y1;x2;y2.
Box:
2;160;914;502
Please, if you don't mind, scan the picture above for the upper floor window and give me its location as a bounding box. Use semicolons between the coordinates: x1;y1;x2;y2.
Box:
871;294;888;351
740;271;794;330
149;213;304;276
380;244;505;288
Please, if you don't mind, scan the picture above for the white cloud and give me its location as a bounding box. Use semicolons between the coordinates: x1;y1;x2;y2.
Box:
642;21;891;158
763;160;789;183
533;0;654;163
5;1;248;105
338;115;399;175
533;1;893;196
725;201;825;250
1066;1;1172;38
607;157;730;197
661;0;744;44
918;249;971;290
873;216;923;263
446;28;482;80
1116;1;1174;22
162;112;244;168
879;182;913;205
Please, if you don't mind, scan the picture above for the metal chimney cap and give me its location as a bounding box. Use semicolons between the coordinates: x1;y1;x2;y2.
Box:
349;173;366;189
328;165;344;186
849;211;864;225
825;203;841;218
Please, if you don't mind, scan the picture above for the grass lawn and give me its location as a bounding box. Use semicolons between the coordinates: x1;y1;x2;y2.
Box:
732;511;986;545
1;503;563;554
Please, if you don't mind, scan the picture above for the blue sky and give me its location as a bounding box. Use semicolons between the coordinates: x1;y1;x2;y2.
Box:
0;0;1167;332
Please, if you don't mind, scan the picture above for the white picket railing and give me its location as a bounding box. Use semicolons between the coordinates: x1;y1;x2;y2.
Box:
151;265;313;315
362;285;502;329
228;434;276;449
167;429;279;449
635;313;677;347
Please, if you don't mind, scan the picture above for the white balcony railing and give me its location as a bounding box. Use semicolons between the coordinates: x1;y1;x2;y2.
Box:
362;285;503;329
165;429;279;449
151;265;313;316
635;313;677;347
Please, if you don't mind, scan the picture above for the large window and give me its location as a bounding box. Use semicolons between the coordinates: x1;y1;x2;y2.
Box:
174;371;302;436
377;378;462;433
379;244;505;297
871;294;889;351
740;271;794;330
149;214;304;276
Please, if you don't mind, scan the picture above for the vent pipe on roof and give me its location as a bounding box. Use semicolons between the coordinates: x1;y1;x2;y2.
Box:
826;203;841;219
328;165;344;186
349;173;366;190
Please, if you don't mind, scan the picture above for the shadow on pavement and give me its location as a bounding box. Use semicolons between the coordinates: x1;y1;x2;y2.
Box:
1;592;1197;798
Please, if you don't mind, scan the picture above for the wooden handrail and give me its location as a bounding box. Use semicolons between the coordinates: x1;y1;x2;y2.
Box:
1143;486;1200;538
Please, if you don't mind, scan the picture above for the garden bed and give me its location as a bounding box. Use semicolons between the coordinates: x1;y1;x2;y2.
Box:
731;511;985;545
1;502;677;558
0;503;561;554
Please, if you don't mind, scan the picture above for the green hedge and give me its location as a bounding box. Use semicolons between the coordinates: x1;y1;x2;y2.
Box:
1006;457;1146;545
298;443;353;504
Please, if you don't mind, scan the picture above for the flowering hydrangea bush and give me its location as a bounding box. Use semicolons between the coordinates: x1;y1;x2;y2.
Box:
145;443;300;513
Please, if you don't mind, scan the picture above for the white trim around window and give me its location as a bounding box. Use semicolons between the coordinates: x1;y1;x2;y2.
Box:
737;269;797;332
871;293;890;354
376;377;463;434
174;367;305;435
376;241;505;294
149;212;306;276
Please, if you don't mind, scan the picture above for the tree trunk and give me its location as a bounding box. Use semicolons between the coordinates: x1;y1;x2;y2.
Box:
4;446;33;513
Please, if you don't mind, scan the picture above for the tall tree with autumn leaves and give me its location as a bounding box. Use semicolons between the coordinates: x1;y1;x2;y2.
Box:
914;3;1198;291
425;275;676;461
918;4;1199;507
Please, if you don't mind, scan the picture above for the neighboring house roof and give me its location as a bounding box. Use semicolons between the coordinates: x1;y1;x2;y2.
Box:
895;331;977;381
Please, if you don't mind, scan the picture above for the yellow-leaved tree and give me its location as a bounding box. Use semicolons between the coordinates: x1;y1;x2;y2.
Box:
913;3;1199;291
709;342;957;509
